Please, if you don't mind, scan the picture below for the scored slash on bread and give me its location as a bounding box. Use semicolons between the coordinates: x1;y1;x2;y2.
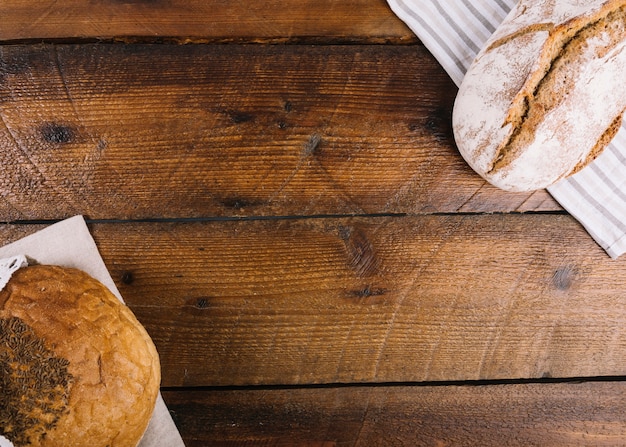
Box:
453;0;626;191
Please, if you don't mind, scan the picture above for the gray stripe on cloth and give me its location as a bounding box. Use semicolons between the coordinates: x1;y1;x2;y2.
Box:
459;0;498;34
394;0;470;78
493;0;513;15
429;0;482;54
590;165;626;204
566;176;626;245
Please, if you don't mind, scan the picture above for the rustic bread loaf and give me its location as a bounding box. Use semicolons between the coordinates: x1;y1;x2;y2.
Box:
452;0;626;191
0;265;160;447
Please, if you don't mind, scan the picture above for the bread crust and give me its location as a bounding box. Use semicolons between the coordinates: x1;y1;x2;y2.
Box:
0;265;160;447
453;0;626;191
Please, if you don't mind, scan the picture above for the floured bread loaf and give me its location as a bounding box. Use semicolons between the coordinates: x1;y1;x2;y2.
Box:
0;265;160;447
453;0;626;191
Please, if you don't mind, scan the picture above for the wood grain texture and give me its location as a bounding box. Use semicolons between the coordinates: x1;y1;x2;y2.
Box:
0;0;414;43
0;44;558;221
162;381;626;446
2;1;622;443
2;216;621;387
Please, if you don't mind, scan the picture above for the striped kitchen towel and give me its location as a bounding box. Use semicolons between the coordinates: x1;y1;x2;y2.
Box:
387;0;626;258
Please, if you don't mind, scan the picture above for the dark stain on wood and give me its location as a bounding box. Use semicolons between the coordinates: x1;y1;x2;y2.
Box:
339;226;380;277
350;285;387;298
40;123;75;144
424;106;453;143
303;133;322;158
552;265;578;291
96;138;108;151
121;271;134;285
227;110;255;124
195;298;210;309
348;285;388;304
182;296;215;315
218;196;265;210
0;51;32;85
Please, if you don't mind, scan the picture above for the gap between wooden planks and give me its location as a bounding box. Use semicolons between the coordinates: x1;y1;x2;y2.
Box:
1;215;623;387
162;380;626;446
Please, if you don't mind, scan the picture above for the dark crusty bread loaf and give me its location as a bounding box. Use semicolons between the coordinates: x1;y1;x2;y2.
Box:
0;265;160;447
453;0;626;191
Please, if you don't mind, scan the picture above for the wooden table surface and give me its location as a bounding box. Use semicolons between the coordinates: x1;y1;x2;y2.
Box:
2;1;626;445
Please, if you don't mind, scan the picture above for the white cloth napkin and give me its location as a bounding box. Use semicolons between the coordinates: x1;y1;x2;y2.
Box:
0;216;185;447
387;0;626;258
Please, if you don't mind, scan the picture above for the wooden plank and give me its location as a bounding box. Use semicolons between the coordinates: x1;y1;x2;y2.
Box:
0;0;414;43
162;381;626;446
0;44;558;221
2;215;621;386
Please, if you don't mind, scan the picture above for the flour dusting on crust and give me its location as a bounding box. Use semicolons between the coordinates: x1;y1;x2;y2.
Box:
453;0;626;191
